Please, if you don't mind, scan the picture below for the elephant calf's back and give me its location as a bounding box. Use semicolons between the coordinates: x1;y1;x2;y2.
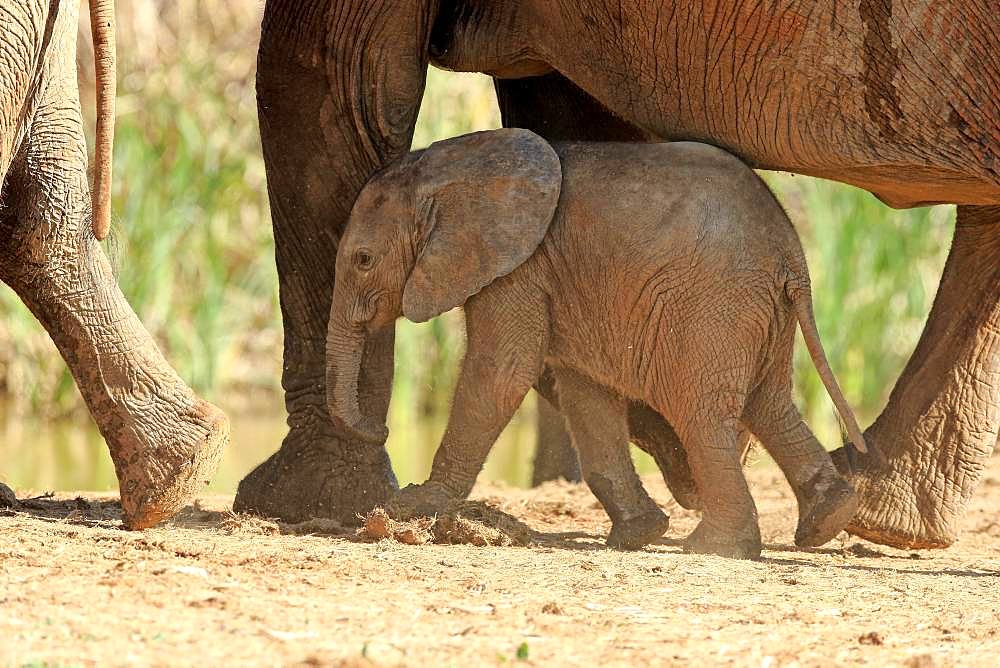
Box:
538;141;798;394
550;141;798;275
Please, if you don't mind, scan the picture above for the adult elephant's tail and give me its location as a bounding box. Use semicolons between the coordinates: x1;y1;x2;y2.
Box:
88;0;116;241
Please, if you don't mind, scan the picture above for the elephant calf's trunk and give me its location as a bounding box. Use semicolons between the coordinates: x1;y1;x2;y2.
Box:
326;319;389;445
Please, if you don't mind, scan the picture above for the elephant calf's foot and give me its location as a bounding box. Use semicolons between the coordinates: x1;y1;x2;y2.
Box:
684;520;762;560
115;398;230;529
387;481;458;519
794;471;859;548
607;508;670;550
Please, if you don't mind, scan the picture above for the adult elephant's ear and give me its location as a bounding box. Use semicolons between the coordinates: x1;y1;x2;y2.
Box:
402;129;561;323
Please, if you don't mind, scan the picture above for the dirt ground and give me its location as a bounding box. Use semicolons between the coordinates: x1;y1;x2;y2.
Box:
3;458;1000;667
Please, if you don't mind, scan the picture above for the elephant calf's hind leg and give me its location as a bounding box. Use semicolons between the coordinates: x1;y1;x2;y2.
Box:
556;369;668;550
672;410;762;559
743;402;858;547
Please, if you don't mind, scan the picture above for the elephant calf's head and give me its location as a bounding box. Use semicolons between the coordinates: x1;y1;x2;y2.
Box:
325;128;562;443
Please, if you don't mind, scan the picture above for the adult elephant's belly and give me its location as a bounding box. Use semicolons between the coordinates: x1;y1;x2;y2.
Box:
530;0;1000;208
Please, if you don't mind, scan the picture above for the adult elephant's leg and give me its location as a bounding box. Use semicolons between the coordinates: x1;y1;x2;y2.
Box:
494;73;655;143
531;395;581;485
233;0;434;522
0;102;228;530
841;206;1000;548
627;403;701;511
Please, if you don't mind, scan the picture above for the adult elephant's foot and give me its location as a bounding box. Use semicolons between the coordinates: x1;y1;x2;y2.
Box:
0;481;16;508
2;231;231;530
837;421;995;549
834;206;1000;549
112;396;229;529
386;481;456;519
684;520;762;560
234;412;397;524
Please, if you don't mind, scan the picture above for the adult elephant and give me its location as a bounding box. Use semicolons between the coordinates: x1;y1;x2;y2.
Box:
1;0;229;528
236;0;999;550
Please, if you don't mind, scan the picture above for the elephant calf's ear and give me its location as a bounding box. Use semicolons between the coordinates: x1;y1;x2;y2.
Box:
402;129;562;323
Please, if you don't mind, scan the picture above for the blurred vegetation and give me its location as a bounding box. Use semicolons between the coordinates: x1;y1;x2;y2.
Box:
0;1;953;489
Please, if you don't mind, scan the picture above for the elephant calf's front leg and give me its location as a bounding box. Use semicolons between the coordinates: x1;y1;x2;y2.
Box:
627;402;701;510
391;289;547;517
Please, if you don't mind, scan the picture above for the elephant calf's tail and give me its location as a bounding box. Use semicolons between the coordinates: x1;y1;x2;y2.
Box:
88;0;116;241
785;276;873;460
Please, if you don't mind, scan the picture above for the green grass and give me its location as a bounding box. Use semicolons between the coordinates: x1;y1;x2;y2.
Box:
767;174;953;442
0;5;954;483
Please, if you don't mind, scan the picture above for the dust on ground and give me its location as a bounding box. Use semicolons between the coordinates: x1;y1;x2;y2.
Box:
3;459;1000;667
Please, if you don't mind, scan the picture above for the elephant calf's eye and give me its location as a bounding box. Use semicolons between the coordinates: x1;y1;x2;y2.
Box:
354;249;377;271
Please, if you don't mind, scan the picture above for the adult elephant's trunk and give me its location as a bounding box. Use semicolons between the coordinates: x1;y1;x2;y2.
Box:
87;0;115;241
326;314;389;445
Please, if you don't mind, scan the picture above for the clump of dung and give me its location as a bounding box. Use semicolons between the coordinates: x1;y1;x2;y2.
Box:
359;501;533;547
359;508;435;545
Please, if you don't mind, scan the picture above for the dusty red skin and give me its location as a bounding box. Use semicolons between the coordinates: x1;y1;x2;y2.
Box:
239;0;998;552
327;132;864;559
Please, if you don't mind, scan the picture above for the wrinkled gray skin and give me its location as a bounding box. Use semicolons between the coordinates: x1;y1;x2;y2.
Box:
0;1;229;528
239;0;999;552
530;393;580;486
327;130;866;559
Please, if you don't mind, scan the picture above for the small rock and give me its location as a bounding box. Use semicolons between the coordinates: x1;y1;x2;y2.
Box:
169;566;210;579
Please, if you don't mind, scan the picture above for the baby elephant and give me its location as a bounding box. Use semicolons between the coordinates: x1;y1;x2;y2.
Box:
326;129;869;559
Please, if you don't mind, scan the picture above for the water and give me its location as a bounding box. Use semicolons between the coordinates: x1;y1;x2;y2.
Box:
0;390;667;495
0;402;543;495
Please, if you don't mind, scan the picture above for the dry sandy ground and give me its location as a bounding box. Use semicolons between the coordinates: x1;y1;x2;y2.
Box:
3;458;1000;668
